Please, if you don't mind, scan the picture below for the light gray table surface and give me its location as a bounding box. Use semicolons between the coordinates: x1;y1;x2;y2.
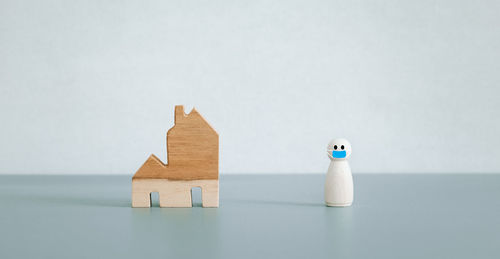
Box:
0;174;499;259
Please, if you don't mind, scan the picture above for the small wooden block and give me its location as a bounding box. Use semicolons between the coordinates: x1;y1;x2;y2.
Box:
132;105;219;208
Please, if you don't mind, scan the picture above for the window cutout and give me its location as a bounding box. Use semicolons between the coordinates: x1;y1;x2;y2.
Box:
150;192;160;207
191;187;202;207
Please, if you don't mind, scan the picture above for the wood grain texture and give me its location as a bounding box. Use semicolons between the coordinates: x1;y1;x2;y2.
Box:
132;179;219;208
131;105;219;208
133;105;219;180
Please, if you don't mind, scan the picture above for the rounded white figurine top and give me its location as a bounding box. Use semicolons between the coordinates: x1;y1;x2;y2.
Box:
327;138;351;161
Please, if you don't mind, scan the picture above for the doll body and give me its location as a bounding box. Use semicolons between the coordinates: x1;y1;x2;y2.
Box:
325;138;353;207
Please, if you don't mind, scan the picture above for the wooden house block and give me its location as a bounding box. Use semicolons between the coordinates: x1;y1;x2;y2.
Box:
132;105;219;208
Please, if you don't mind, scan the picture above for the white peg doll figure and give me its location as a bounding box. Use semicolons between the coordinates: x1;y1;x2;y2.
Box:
325;138;353;207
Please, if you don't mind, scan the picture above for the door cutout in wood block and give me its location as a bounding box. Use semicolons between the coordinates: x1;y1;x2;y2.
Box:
150;192;160;207
191;187;202;207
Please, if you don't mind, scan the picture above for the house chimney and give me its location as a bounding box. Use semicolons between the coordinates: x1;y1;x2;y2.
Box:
174;105;185;123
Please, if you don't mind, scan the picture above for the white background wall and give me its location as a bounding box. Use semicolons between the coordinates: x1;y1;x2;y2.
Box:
1;0;499;174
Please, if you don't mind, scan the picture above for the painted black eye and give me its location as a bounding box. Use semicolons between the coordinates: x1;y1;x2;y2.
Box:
341;145;344;150
334;145;337;150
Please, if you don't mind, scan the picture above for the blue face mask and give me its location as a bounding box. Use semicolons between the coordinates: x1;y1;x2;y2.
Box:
332;150;346;158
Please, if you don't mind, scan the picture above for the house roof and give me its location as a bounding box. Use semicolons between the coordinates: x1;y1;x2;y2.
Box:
133;105;219;180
